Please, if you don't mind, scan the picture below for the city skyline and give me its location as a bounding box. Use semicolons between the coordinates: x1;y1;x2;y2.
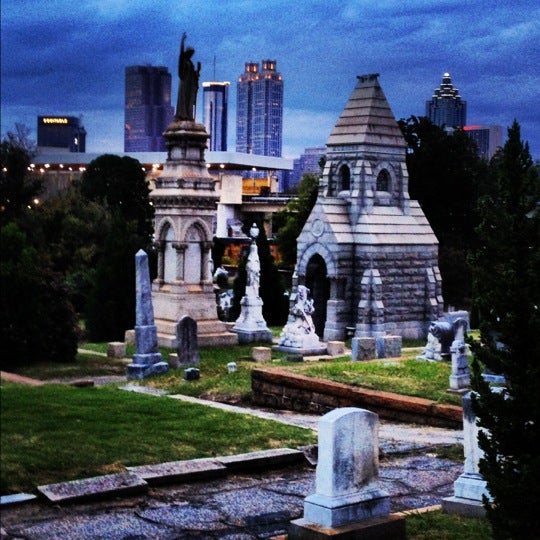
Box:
1;1;539;159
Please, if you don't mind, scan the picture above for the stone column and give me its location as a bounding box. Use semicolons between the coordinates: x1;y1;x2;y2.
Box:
173;242;187;281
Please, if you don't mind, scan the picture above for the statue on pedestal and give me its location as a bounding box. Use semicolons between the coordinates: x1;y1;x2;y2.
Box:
176;32;200;121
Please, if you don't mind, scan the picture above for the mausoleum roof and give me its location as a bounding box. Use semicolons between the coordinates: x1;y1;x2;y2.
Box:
326;73;406;149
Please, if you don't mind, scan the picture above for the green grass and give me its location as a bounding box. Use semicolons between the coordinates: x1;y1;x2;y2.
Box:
405;510;490;539
0;383;316;494
295;356;464;406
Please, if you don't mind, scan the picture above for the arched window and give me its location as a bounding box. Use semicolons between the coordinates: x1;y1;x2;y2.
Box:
376;169;390;191
339;164;350;191
163;225;176;282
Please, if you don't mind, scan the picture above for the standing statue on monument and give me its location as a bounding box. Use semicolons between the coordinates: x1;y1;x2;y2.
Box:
176;32;200;121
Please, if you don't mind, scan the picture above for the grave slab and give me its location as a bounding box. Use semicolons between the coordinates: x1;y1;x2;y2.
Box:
127;457;226;485
38;472;147;503
217;448;305;471
0;493;37;507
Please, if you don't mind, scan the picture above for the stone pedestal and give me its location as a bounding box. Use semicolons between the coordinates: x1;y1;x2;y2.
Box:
351;337;376;361
232;296;272;344
291;408;404;538
442;392;491;517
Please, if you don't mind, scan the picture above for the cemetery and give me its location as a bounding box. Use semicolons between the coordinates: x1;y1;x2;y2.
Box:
1;33;537;540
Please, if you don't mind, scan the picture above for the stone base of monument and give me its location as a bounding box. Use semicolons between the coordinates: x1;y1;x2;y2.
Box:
232;296;273;343
233;328;273;344
442;496;486;518
273;344;328;356
289;513;405;540
126;353;170;380
303;488;390;528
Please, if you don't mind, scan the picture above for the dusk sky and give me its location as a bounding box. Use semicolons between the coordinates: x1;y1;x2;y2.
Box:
2;0;539;159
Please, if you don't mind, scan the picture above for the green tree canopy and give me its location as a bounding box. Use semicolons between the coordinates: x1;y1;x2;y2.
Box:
469;120;540;539
274;172;320;268
399;116;487;309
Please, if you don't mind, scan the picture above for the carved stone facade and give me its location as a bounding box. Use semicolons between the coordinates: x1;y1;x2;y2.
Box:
151;120;237;347
295;74;443;340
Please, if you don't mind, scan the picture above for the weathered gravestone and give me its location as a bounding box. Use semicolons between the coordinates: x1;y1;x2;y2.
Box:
290;407;405;538
442;392;491;517
126;250;169;379
448;319;470;392
176;315;200;366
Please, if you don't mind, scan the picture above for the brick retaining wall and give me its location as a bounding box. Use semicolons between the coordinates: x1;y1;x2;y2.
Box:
251;368;462;428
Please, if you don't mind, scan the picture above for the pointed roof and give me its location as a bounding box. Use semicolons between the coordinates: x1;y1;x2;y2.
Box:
326;73;406;149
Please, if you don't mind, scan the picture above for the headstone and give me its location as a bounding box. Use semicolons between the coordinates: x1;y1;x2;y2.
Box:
376;335;402;358
418;316;468;361
184;367;200;381
442;392;491;517
351;337;376;361
449;320;470;392
326;341;345;356
231;227;273;343
302;408;393;528
107;341;126;359
252;346;272;362
126;250;169;379
176;316;200;366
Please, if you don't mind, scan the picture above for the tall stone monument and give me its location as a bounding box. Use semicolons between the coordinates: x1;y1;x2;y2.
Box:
231;224;272;343
151;33;236;348
294;74;443;341
126;250;170;379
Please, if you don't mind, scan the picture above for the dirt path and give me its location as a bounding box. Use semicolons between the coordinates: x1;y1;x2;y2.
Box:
0;371;45;386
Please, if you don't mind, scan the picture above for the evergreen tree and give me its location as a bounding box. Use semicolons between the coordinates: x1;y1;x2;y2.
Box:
399;116;486;308
469;121;540;539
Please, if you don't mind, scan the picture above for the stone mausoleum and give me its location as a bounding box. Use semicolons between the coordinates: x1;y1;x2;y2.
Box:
295;74;443;340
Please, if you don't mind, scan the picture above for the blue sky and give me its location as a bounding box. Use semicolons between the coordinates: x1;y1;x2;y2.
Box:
2;0;539;159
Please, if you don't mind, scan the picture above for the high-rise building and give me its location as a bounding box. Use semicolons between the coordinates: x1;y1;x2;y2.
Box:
236;60;283;157
464;125;503;160
37;115;86;152
425;72;467;129
287;146;326;191
203;81;229;151
124;65;174;152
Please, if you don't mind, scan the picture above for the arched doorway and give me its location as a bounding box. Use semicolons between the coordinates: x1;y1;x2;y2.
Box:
305;254;330;338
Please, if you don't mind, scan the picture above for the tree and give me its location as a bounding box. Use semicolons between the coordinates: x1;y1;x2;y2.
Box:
274;173;320;268
0;126;42;224
399;116;487;309
469;121;540;539
76;154;155;341
0;223;79;369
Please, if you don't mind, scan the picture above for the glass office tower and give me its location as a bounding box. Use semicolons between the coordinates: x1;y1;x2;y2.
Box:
203;81;230;151
124;65;174;152
425;72;467;129
236;60;283;157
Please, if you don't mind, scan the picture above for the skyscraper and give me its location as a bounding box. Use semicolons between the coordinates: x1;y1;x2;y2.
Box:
124;65;174;152
464;125;503;160
37;115;86;152
236;60;283;157
425;72;467;129
203;81;229;151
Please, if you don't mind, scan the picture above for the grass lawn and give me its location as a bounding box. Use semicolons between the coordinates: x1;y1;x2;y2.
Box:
405;509;490;539
0;383;316;494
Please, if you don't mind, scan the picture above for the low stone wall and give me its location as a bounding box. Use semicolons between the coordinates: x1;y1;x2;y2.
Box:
251;368;462;428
